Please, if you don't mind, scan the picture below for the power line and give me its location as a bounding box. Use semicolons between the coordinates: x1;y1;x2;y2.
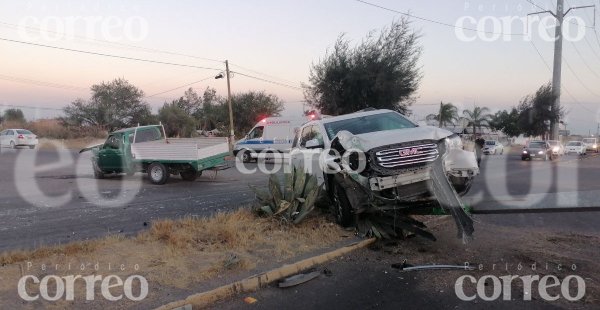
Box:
0;20;225;64
569;41;600;78
229;63;303;86
356;0;525;36
562;56;600;97
528;0;595;29
232;71;303;91
528;40;595;112
0;36;223;71
146;76;214;98
0;74;88;92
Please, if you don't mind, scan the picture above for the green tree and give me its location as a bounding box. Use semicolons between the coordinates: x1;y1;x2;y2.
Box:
2;108;26;123
158;102;197;137
62;78;153;131
462;106;492;136
490;108;522;137
516;83;561;138
304;18;422;115
426;102;458;127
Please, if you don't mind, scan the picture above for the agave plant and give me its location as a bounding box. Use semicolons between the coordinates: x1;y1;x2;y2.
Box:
251;165;321;224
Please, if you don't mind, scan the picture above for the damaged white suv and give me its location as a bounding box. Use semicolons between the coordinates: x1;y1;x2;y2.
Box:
290;109;480;230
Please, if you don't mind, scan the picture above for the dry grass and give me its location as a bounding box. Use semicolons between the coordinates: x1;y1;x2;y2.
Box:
0;208;347;308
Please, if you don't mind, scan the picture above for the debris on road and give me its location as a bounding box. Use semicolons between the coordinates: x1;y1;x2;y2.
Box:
243;297;258;304
278;271;322;288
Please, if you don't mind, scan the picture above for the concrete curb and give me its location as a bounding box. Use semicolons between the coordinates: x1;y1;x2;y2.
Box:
156;238;376;310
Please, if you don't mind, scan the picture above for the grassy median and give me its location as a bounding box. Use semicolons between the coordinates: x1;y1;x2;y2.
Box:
0;208;348;308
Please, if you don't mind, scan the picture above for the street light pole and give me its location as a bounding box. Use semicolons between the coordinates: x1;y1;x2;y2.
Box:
528;1;595;140
225;60;234;154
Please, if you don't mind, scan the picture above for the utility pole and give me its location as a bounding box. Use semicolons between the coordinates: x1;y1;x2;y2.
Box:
528;1;595;140
550;0;564;141
225;60;234;154
438;101;443;128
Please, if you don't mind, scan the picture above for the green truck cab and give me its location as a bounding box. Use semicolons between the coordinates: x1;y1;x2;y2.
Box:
85;125;230;185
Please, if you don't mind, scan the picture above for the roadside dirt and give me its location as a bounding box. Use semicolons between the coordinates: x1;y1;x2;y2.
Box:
367;214;600;308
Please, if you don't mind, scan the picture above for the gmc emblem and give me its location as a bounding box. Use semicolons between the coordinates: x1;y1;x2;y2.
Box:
399;148;421;157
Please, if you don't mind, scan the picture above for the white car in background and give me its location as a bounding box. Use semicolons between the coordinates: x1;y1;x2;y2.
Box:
547;140;565;156
0;129;39;149
582;138;598;153
482;140;504;155
564;141;586;155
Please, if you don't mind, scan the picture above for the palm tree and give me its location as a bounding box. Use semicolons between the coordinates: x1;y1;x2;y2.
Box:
462;106;492;136
426;102;459;128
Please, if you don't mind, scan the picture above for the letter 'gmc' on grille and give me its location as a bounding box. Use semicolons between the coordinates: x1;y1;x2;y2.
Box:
375;143;439;168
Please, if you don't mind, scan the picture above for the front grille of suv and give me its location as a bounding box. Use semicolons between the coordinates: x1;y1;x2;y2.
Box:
368;140;440;175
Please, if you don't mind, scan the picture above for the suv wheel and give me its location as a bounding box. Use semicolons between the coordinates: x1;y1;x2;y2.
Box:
148;162;169;185
331;181;354;227
10;141;15;149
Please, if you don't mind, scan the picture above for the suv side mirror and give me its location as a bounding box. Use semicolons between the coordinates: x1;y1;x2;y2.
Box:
305;138;323;149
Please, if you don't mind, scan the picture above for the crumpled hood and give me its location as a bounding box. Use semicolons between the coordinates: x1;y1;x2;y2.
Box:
334;126;453;151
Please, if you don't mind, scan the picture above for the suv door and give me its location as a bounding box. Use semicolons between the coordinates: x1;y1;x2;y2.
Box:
290;125;326;185
98;135;125;171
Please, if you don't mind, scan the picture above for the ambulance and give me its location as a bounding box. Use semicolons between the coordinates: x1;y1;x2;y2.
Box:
233;116;312;162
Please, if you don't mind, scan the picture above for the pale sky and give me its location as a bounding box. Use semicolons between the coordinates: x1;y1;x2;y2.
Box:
0;0;599;134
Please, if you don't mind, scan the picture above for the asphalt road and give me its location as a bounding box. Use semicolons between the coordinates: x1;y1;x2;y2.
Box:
0;147;271;252
0;146;599;253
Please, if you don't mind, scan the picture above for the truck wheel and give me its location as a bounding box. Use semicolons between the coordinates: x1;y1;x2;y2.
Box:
29;145;35;149
92;161;105;179
331;181;354;227
93;169;105;179
180;170;198;181
241;150;252;163
10;141;15;149
148;162;169;185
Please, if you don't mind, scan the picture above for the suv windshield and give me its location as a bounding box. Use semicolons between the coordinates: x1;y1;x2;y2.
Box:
323;112;416;139
582;138;596;143
528;142;546;148
567;141;582;146
485;141;496;145
16;130;32;134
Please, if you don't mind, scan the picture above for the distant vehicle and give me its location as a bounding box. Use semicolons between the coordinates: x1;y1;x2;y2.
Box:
564;141;587;155
482;140;503;155
582;138;598;153
521;140;554;161
547;140;565;156
80;125;229;185
234;116;311;163
0;129;38;149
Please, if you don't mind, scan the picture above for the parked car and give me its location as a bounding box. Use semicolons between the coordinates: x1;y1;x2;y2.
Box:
565;141;587;155
521;140;554;161
289;109;480;226
547;140;565;156
582;138;598;153
0;129;38;149
482;140;504;155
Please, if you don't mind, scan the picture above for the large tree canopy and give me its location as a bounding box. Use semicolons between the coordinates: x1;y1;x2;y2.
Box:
62;78;153;131
517;83;561;137
304;18;422;115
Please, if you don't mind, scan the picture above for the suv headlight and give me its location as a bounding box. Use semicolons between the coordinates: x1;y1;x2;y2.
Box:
445;135;463;150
